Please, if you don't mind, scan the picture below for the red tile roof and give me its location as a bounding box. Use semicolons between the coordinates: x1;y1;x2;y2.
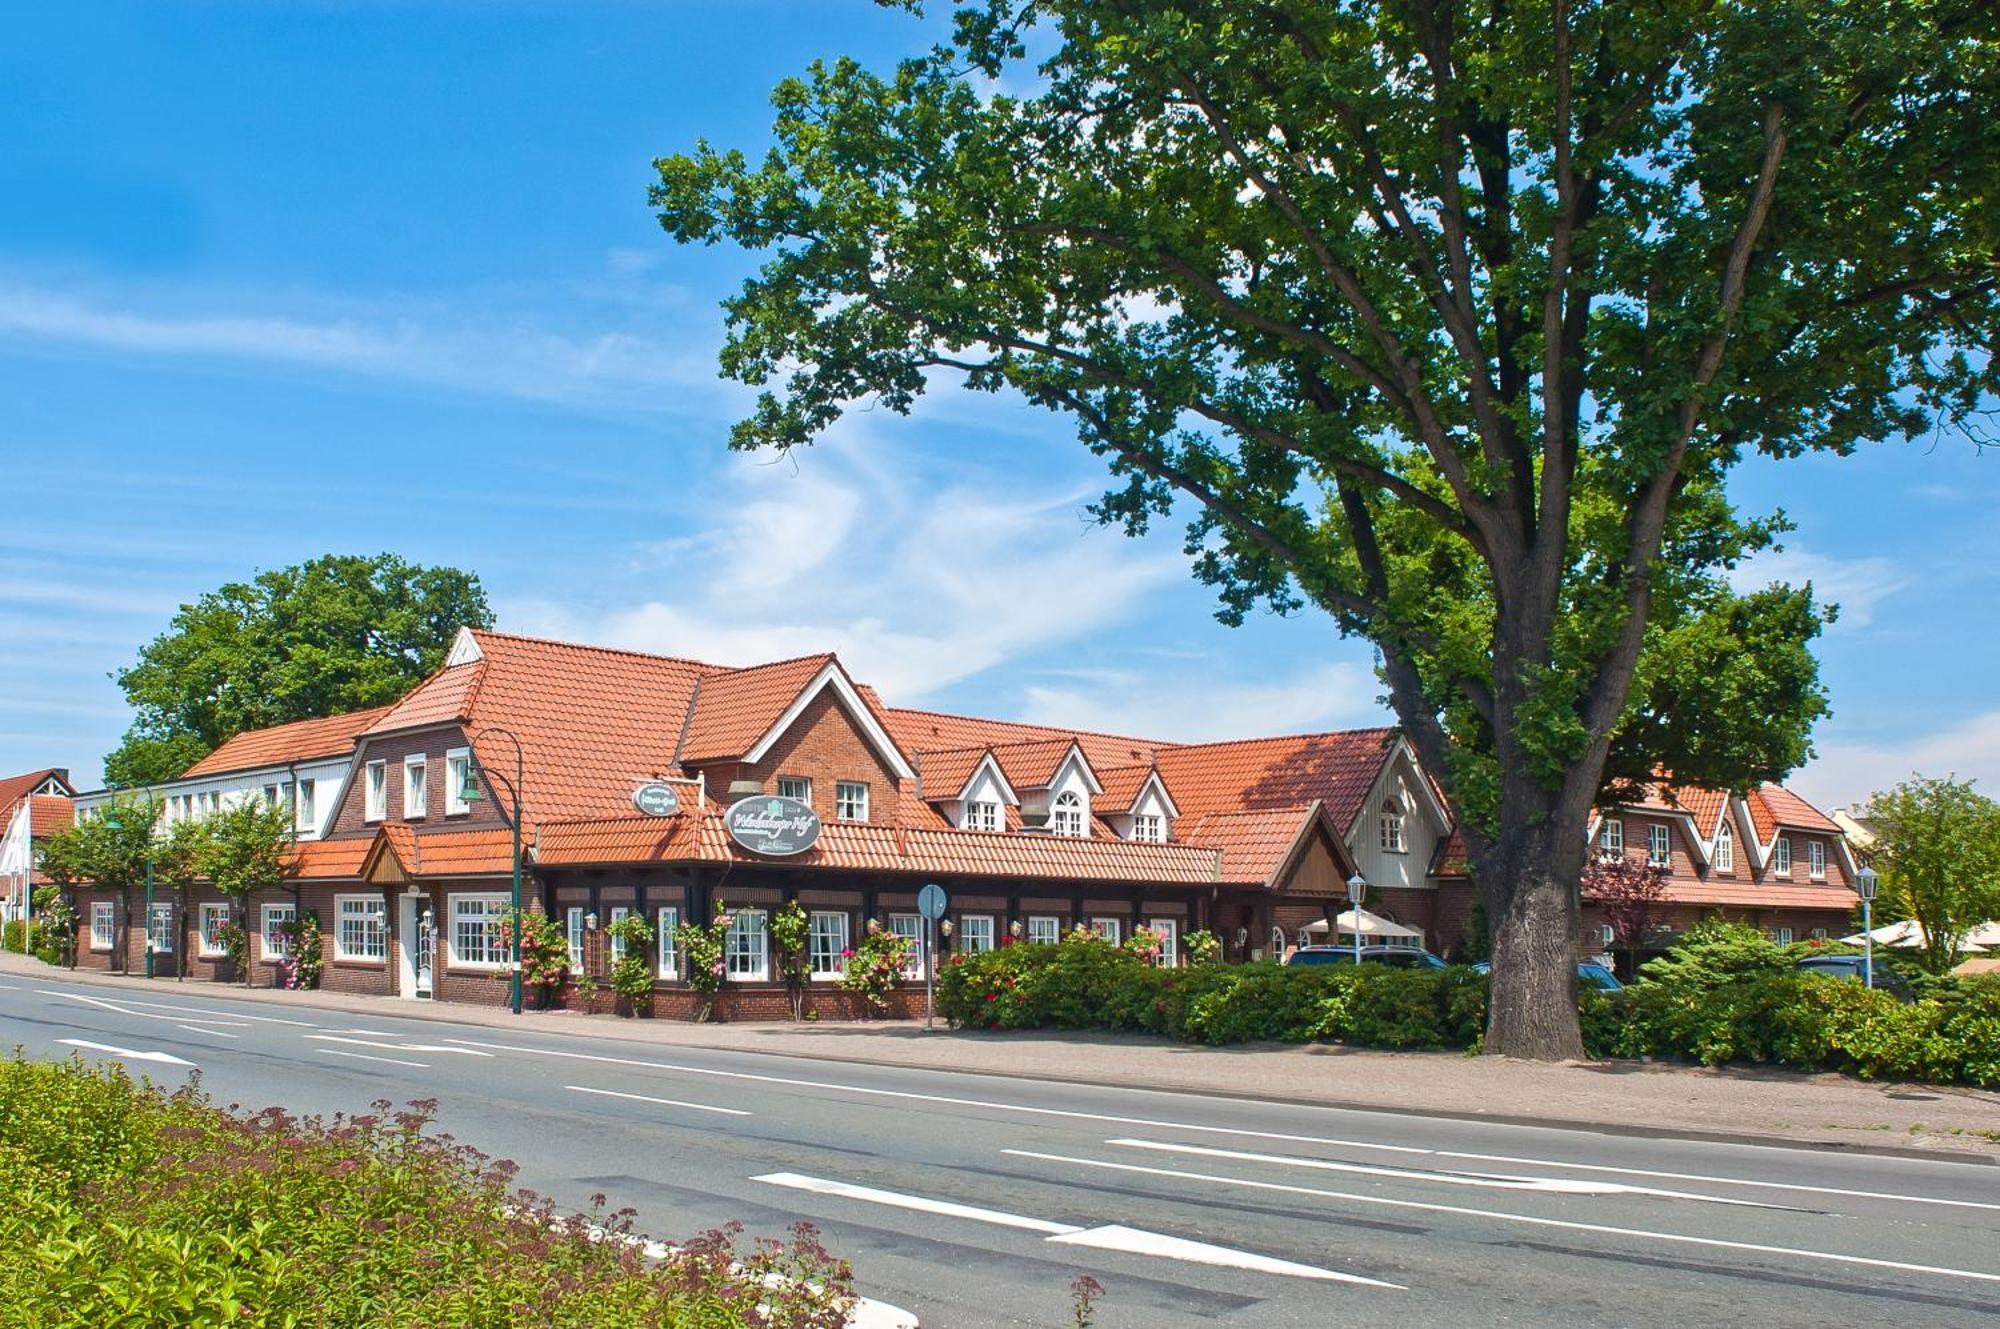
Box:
389;827;520;877
28;795;73;838
288;838;372;880
0;769;72;820
1092;764;1155;814
1658;880;1858;910
913;746;996;801
1747;784;1842;837
678;654;839;763
183;707;395;778
1178;803;1346;885
1157;728;1397;829
1431;829;1471;878
883;708;1159;771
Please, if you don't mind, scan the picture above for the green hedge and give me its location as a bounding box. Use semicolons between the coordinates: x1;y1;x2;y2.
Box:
936;928;2000;1086
2;920;60;966
0;1056;855;1327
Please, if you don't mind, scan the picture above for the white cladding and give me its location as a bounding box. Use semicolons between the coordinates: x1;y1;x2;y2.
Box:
72;754;352;841
1345;747;1446;891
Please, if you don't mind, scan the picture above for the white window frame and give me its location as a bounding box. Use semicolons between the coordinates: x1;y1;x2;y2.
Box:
1808;840;1826;880
364;760;387;822
262;903;295;960
1714;820;1734;873
777;776;812;803
1599;819;1624;854
335;895;387;962
445;747;473;816
1378;801;1407;853
262;783;281;808
404;755;428;821
197;902;231;957
726;908;770;982
1051;791;1085;837
1090;916;1122;945
957;914;995;954
809;911;851;980
1809;927;1828;941
1772;926;1794;945
1646;824;1671;868
1774;836;1792;876
449;893;510;970
889;912;924;978
1600;924;1616;948
835;781;870;822
1026;914;1062;946
90;901;114;951
656;906;681;978
965;800;1001;832
1130;813;1164;843
1147;918;1179;968
148;901;175;954
296;778;316;831
566;906;585;970
609;905;632;961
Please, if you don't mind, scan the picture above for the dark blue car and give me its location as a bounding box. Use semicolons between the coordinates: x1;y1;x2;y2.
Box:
1287;945;1448;969
1471;960;1623;992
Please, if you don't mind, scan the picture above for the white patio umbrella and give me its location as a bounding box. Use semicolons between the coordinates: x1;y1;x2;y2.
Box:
1839;919;1991;952
1302;908;1425;943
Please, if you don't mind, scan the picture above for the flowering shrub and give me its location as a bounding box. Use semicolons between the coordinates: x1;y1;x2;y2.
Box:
277;910;322;989
770;900;812;1020
839;920;913;1015
1181;929;1221;966
213;919;249;979
607;912;657;1011
494;906;569;994
1122;926;1165;964
676;905;732;1021
0;1055;858;1326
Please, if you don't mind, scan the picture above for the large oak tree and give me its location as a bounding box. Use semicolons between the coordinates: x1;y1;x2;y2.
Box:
654;0;1998;1056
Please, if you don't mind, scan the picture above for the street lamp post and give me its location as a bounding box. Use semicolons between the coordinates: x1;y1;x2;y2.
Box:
102;798;158;980
1855;865;1879;990
461;727;525;1016
1345;872;1368;967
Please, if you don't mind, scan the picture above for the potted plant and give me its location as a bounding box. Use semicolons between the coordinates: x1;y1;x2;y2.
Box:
607;912;656;1017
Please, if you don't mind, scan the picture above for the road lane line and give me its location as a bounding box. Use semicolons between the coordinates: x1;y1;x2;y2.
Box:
756;1171;1082;1234
307;1036;491;1056
1002;1149;2000;1286
317;1048;431;1069
41;990;283;1028
565;1085;751;1117
57;1039;194;1067
178;1024;241;1039
442;1036;1992;1207
1107;1139;1790;1209
755;1171;1400;1287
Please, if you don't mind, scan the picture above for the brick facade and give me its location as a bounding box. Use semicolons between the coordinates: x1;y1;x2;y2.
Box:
329;726;505;838
689;688;904;826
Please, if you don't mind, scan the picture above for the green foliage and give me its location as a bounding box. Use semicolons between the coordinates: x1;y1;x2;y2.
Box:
3;921;59;966
277;910;323;990
770;900;812;1017
607;912;657;1006
196;801;295;906
1181;928;1220;966
1860;776;2000;973
498;907;569;992
1635;918;1801;989
840;920;912;1014
675;906;732;1017
106;553;493;784
0;1056;857;1327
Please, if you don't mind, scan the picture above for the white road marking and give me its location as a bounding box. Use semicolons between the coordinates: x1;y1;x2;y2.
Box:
1047;1223;1396;1283
41;989;287;1028
1003;1150;2000;1286
322;1028;405;1037
1107;1139;1787;1209
755;1171;1399;1287
177;1024;241;1039
441;1036;1993;1208
308;1035;490;1056
565;1084;752;1117
317;1048;431;1069
58;1038;195;1067
0;982;19;989
756;1172;1081;1234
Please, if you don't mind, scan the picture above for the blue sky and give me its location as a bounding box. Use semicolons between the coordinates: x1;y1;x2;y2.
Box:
1;1;1992;808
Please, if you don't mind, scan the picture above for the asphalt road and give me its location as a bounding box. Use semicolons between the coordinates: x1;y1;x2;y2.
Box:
2;972;1996;1328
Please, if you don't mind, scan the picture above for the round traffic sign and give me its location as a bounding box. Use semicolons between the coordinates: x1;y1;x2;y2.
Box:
916;883;949;921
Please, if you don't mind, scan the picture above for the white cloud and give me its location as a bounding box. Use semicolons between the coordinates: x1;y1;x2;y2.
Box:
1019;661;1388;742
1729;544;1911;631
1796;711;2000;811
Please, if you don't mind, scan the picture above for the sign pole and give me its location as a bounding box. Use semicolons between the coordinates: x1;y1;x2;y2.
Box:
924;916;935;1031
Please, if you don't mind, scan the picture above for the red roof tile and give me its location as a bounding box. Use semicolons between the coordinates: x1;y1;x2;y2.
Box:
183;707;396;778
913;746;996;801
1748;784;1841;836
1179;804;1333;885
0;768;72;820
288;838;372;880
1658;880;1858;910
1091;764;1155;814
1430;829;1471;878
883;708;1159;771
678;654;837;763
28;795;73;838
394;828;520;877
1158;729;1397;829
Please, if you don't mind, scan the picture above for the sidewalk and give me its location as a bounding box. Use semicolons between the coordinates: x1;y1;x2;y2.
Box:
8;952;1997;1159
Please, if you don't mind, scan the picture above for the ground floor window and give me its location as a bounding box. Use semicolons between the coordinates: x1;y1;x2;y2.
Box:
90;902;114;951
1026;914;1062;946
566;907;585;971
336;896;387;961
1771;926;1794;945
1146;918;1179;967
1599;924;1616;948
262;903;295;959
1089;916;1122;945
657;906;680;977
958;914;995;954
889;912;924;977
726;908;769;981
148;902;175;954
451;895;509;968
809;910;850;979
197;902;231;957
609;906;632;961
1809;927;1828;941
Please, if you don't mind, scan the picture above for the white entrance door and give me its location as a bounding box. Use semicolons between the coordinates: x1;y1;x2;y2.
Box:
396;892;434;998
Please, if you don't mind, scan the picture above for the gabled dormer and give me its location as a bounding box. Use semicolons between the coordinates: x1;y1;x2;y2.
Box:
1004;740;1102;837
1095;764;1180;842
914;747;1021;831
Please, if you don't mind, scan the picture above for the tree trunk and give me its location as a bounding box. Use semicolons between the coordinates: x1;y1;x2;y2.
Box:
1480;813;1590;1061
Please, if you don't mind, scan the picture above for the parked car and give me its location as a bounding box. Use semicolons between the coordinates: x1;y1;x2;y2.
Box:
1795;954;1914;1000
1470;960;1623;992
1287;945;1448;969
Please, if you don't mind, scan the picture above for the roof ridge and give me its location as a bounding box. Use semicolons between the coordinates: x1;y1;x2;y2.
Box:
1160;726;1397;754
882;705;1167;747
471;627;732;673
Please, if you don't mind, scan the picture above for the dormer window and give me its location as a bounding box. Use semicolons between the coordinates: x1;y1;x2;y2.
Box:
1130;813;1164;843
1773;836;1792;876
1051;790;1085;837
1378;798;1407;853
1714;819;1734;873
404;755;427;821
1598;819;1624;855
1808;840;1826;880
364;761;387;822
836;781;869;822
1646;823;1671;868
964;800;1000;832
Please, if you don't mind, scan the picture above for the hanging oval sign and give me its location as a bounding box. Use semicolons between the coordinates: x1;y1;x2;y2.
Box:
725;795;822;857
631;782;682;818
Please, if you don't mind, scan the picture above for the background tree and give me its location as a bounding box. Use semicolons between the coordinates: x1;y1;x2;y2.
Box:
1581;852;1669;978
1860;776;2000;974
654;0;1997;1057
198;802;295;985
105;553;494;786
32;833;90;967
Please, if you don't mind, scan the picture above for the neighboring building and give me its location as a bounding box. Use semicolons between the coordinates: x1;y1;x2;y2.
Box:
51;625;1862;1010
0;769;75;934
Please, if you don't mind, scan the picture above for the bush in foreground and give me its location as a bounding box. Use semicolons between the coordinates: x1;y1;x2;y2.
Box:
0;1055;854;1327
937;927;2000;1086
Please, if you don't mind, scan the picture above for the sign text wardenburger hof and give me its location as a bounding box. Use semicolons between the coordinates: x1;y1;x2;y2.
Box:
724;795;822;856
